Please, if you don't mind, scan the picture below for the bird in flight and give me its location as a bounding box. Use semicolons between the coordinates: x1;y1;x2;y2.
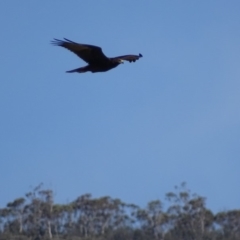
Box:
51;38;142;73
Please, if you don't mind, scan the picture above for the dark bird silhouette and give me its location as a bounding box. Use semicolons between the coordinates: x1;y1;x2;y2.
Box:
51;38;143;73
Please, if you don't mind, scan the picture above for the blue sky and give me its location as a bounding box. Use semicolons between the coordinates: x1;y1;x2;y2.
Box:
0;1;240;212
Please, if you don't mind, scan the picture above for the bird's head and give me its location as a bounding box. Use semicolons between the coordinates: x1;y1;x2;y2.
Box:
118;59;124;64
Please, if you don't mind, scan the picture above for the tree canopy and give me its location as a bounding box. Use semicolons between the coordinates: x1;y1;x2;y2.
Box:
0;183;239;240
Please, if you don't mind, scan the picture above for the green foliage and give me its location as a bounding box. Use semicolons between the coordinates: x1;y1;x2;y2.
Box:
0;183;239;240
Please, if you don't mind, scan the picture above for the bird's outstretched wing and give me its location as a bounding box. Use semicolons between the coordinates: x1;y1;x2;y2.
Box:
113;54;143;63
51;38;109;64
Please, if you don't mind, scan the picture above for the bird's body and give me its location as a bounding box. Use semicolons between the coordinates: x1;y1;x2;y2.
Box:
66;59;120;73
51;38;142;73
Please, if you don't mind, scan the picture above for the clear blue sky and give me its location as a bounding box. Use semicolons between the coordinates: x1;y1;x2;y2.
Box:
0;1;240;212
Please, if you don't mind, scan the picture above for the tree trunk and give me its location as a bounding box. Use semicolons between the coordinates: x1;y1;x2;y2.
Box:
47;220;52;239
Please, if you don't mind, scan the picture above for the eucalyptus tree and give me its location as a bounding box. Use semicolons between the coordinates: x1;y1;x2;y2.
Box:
165;183;214;240
6;198;25;234
134;200;168;240
215;210;240;240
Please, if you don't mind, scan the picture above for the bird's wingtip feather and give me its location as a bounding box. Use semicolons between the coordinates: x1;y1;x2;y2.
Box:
64;38;75;43
51;38;62;45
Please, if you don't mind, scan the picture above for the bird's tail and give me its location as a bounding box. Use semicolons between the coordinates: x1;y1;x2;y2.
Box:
66;66;90;73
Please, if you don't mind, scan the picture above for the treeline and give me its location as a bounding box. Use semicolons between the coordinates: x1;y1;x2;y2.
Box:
0;183;239;240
